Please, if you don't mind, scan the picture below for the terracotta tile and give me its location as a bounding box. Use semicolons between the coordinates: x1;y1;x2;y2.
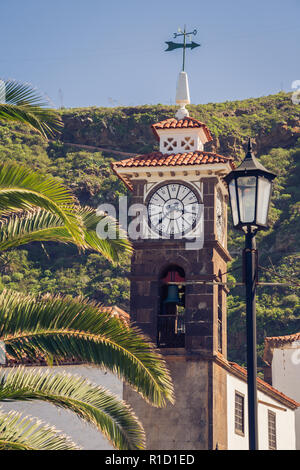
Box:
263;332;300;368
151;117;213;142
265;332;300;345
113;150;233;171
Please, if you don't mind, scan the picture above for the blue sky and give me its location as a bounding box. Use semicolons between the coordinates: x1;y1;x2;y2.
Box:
1;0;299;108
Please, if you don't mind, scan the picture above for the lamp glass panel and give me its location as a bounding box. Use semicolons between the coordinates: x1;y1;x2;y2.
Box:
237;176;257;224
256;177;271;225
229;180;239;226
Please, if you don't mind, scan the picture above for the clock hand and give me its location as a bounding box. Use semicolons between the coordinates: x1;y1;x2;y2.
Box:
157;203;183;226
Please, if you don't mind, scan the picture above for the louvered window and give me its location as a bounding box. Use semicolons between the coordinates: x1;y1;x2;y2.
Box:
234;391;245;436
268;410;277;450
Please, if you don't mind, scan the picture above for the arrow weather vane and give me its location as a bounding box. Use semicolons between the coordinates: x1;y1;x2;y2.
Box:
165;26;200;71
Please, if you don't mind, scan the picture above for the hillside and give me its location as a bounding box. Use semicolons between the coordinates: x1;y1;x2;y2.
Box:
0;91;299;366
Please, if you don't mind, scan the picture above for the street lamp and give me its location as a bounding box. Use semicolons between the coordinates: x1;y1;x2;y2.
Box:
224;138;276;450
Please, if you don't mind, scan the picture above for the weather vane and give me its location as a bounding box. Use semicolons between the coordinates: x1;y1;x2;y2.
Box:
165;26;200;71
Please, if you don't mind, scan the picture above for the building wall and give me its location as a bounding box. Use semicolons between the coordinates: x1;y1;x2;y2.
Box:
271;346;300;449
212;362;227;449
124;356;211;450
227;373;296;450
124;356;228;450
0;365;123;450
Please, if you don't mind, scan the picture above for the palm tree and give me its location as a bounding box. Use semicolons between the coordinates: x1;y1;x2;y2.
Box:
0;291;173;450
0;79;63;138
0;162;173;450
0;410;80;450
0;163;174;450
0;80;174;450
0;164;174;449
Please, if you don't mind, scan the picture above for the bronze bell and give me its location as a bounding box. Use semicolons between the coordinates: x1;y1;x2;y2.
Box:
163;285;180;305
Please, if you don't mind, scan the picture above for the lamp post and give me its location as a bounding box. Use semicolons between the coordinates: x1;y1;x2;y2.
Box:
224;139;276;450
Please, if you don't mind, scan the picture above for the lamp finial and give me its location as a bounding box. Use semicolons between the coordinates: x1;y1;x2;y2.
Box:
246;138;254;159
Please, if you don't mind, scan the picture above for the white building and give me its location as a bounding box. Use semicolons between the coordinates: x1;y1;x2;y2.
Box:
263;332;300;450
225;360;297;450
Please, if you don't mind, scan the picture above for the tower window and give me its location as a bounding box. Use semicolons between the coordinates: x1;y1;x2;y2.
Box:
180;136;195;151
234;391;245;436
163;138;177;152
268;411;277;450
158;266;185;348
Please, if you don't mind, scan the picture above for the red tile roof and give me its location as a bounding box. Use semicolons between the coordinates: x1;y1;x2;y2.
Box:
265;332;300;346
263;332;300;365
229;362;300;409
113;150;233;169
152;117;213;142
101;305;130;326
112;151;234;190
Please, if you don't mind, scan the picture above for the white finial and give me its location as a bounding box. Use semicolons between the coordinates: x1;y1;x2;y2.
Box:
175;71;190;119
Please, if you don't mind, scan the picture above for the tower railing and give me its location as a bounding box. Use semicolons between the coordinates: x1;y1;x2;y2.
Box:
157;313;185;348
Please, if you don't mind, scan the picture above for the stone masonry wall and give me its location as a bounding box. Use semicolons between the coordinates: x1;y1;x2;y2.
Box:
124;356;210;450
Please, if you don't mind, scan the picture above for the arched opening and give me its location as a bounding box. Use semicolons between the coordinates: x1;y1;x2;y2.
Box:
158;265;185;348
217;270;223;353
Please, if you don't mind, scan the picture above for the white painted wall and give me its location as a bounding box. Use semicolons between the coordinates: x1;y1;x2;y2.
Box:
158;129;204;154
271;344;300;449
227;373;296;450
0;365;123;450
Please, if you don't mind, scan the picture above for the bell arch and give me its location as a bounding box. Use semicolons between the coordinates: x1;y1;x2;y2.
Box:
157;265;186;348
156;255;191;278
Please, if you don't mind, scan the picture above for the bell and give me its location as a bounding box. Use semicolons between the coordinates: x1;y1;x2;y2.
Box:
163;285;180;305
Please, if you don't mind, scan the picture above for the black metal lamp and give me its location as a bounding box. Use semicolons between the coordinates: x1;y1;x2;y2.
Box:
224;139;276;451
224;138;276;231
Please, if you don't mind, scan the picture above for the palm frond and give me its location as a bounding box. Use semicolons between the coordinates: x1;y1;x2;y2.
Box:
0;207;132;264
0;290;174;407
0;163;85;247
0;79;63;138
3;80;51;107
79;207;132;263
0;367;145;450
0;410;79;450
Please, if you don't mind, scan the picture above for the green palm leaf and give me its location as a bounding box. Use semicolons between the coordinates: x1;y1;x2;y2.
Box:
0;163;85;247
78;207;132;263
0;290;174;407
0;410;79;450
0;207;132;264
0;367;145;450
0;79;62;138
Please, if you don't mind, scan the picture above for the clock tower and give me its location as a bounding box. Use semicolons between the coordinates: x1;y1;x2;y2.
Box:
112;71;234;450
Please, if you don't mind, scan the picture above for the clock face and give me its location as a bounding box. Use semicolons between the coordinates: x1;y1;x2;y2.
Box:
216;189;225;244
147;183;200;237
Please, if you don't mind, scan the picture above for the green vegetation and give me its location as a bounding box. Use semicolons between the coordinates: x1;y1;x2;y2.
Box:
0;91;299;367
